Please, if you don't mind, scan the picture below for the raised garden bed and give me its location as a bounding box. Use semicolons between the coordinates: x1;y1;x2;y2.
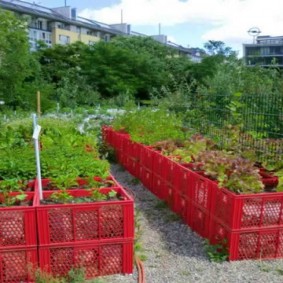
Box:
35;180;134;245
104;127;283;261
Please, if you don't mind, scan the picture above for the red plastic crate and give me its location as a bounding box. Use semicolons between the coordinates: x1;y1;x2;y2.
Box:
128;141;142;160
190;171;214;211
127;157;140;178
123;139;141;160
209;216;283;260
35;188;134;245
139;146;155;171
152;174;166;201
111;132;129;151
38;239;133;278
102;126;115;147
0;246;37;283
210;184;283;230
101;126;111;144
171;191;189;220
187;201;210;238
119;152;130;169
173;163;197;198
139;167;153;192
152;151;166;179
162;157;179;187
0;193;37;248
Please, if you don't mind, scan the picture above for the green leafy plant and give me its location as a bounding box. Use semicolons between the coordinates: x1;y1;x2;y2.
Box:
50;174;78;191
113;108;186;145
50;190;74;204
225;158;264;194
89;189;107;201
89;189;117;201
0;179;28;206
204;239;229;262
197;151;264;194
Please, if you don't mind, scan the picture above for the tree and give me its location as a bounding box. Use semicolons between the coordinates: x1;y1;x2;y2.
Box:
0;9;39;109
204;40;237;57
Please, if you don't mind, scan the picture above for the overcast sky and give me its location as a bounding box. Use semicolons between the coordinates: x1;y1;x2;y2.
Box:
24;0;282;56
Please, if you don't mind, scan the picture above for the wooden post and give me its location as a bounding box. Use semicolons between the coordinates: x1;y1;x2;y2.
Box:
37;91;41;117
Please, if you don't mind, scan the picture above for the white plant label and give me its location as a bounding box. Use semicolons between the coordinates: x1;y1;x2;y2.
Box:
32;125;41;140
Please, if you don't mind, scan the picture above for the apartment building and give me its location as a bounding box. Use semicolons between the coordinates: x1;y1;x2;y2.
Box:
243;35;283;67
0;0;126;50
0;0;202;61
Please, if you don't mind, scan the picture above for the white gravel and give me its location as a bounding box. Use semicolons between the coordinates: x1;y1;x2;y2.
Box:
102;164;283;283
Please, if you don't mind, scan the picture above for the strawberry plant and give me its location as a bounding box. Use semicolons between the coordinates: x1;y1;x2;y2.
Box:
0;179;28;206
50;190;74;204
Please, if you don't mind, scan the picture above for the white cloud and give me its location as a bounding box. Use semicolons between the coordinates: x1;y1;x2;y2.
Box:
79;0;283;49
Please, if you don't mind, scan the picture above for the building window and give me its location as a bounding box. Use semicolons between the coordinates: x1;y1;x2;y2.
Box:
59;35;70;44
38;21;43;30
104;34;110;42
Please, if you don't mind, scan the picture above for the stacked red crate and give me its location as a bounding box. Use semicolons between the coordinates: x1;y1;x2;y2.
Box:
0;192;38;282
35;180;134;278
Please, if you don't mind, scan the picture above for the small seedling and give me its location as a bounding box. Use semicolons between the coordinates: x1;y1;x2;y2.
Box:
204;239;229;262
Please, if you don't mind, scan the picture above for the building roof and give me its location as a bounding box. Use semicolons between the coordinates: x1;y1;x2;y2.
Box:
0;0;124;35
0;0;202;60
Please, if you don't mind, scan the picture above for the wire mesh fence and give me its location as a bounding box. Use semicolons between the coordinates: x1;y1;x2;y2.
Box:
186;91;283;164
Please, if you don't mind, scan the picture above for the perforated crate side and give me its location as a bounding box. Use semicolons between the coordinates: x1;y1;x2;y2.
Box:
162;157;179;187
152;174;168;201
0;246;37;283
127;157;140;178
189;172;215;212
173;164;197;199
152;151;166;180
36;188;134;245
209;216;283;260
210;185;283;230
128;141;142;160
0;193;37;248
139;167;153;192
139;146;155;171
187;202;210;238
171;192;189;221
38;239;133;278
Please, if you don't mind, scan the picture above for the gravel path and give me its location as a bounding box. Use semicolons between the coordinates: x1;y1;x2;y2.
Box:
103;164;283;283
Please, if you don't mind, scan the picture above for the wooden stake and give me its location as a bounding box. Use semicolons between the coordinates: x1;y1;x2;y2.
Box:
37;91;41;117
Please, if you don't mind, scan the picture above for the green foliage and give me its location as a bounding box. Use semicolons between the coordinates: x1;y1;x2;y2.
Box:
204;239;229;262
33;267;97;283
34;36;192;103
197;151;264;194
50;190;74;204
0;117;110;183
0;179;27;206
113;108;185;145
204;40;237;57
0;9;41;109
